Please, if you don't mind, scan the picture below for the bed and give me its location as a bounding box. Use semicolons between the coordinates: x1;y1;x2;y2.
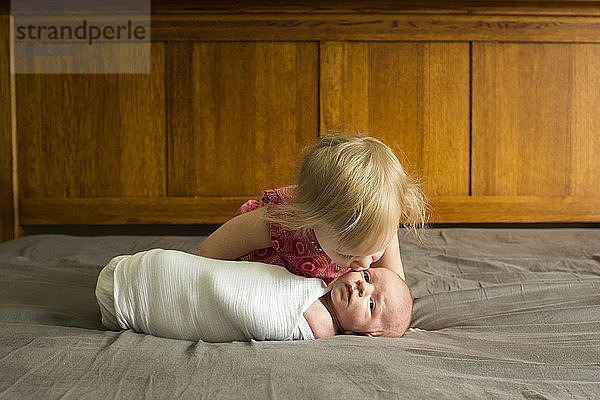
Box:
1;228;599;398
2;1;600;398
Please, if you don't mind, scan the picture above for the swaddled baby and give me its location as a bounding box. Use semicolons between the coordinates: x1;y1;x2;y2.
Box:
95;249;412;342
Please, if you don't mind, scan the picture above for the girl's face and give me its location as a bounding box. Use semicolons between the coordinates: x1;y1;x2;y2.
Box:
325;268;405;335
312;226;387;270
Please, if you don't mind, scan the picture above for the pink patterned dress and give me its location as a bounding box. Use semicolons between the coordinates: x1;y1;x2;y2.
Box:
235;186;349;286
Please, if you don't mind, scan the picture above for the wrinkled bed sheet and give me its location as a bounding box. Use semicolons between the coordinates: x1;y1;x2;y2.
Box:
1;229;599;399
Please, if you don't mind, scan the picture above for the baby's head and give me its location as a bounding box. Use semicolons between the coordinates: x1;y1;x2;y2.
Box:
267;132;428;258
323;267;413;337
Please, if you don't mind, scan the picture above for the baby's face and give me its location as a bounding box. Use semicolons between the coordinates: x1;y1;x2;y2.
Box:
325;267;411;336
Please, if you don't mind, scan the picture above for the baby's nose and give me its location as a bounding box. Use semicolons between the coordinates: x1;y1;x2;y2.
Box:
356;280;371;296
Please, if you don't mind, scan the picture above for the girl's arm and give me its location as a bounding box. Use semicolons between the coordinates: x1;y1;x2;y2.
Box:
370;230;406;280
196;207;272;260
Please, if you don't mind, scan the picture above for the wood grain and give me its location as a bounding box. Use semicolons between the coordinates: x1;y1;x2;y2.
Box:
4;5;600;238
20;196;600;224
572;44;600;196
151;14;600;42
16;43;166;198
472;42;600;197
167;41;318;198
0;14;14;242
150;1;600;16
320;41;470;197
20;197;253;225
431;196;600;223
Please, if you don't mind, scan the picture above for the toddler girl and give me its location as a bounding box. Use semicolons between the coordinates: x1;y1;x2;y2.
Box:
197;132;427;284
95;249;413;342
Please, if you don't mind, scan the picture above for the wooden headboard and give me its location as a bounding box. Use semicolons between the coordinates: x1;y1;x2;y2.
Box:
2;1;600;242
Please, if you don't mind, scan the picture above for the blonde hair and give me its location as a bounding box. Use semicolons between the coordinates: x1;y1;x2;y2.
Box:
265;132;428;254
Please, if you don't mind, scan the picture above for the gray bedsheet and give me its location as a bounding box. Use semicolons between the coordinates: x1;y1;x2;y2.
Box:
1;229;599;399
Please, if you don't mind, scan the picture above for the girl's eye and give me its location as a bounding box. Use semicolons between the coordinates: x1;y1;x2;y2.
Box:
369;298;375;312
363;271;370;283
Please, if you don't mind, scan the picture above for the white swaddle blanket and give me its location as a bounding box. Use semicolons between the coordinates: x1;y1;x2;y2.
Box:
96;249;329;342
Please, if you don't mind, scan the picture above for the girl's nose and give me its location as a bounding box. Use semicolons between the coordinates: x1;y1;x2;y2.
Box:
351;256;374;270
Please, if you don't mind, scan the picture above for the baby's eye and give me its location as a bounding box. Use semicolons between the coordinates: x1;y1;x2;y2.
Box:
369;298;375;312
363;271;370;283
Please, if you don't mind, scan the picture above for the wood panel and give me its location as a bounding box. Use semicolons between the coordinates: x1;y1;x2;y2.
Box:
20;195;600;225
20;197;250;225
473;42;600;197
432;196;600;223
7;4;600;232
167;41;318;198
150;1;600;16
320;41;470;197
16;43;166;198
0;14;14;241
151;14;600;42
